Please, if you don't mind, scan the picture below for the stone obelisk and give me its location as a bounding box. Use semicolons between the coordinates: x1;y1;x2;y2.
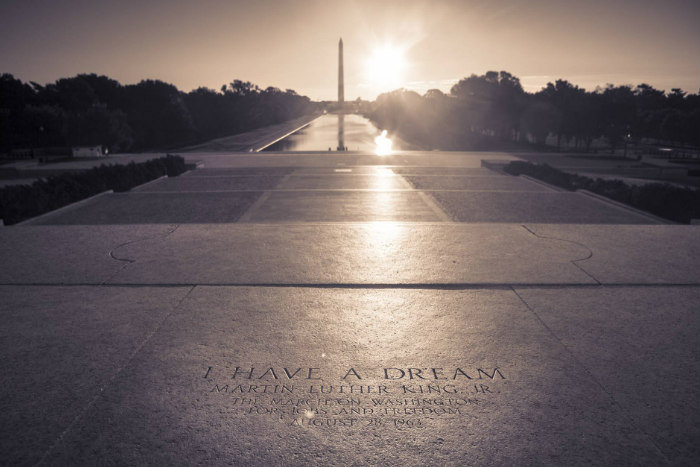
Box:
338;38;344;108
337;38;345;150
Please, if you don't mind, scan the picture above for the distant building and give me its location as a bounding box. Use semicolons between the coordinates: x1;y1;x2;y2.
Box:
72;146;105;158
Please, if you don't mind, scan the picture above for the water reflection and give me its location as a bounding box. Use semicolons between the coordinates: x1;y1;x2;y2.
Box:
262;114;409;152
337;113;345;151
374;130;392;156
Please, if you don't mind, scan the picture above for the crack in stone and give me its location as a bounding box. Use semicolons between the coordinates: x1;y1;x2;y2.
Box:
108;225;181;264
520;224;600;285
520;224;593;263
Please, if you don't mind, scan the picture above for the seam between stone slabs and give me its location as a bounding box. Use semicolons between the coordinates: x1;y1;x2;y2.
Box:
416;191;454;222
5;282;698;289
103;189;580;193
509;286;673;466
388;174;501;177
33;284;197;467
275;172;294;188
395;171;453;222
391;171;415;189
179;174;291;178
237;190;274;222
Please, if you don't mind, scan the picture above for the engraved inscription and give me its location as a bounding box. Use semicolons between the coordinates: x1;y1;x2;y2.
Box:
202;364;507;429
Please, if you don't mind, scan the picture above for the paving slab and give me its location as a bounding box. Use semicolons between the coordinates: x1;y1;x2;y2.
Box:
240;191;443;222
430;191;658;223
523;224;700;284
133;175;285;192
278;174;409;190
404;175;551;191
392;167;500;176
291;166;402;175
184;167;294;177
108;223;593;285
36;286;672;466
513;286;700;467
32;192;263;225
4;224;696;286
0;224;174;284
0;285;192;467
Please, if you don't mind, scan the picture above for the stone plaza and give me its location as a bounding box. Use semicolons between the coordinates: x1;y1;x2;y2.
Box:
1;150;698;466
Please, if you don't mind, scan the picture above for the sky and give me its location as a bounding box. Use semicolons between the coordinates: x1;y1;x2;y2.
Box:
1;0;698;101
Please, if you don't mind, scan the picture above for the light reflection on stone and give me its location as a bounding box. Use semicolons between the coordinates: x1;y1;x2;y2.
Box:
370;167;397;191
366;221;401;245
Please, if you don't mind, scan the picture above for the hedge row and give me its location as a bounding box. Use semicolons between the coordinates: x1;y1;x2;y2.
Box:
503;161;700;224
0;154;187;225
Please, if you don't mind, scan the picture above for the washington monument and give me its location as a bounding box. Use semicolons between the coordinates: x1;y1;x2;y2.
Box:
338;38;344;106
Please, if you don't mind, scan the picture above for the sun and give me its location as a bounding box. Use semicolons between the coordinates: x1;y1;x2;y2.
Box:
366;45;406;93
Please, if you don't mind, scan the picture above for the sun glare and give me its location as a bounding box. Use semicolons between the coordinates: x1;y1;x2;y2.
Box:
374;130;393;156
366;45;406;92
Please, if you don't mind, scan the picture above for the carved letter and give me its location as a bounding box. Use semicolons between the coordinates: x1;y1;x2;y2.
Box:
477;368;505;379
384;368;405;379
283;368;303;379
452;368;473;380
342;368;363;380
258;368;279;379
232;367;255;379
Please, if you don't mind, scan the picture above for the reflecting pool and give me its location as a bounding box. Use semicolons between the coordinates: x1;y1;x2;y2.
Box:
262;114;410;152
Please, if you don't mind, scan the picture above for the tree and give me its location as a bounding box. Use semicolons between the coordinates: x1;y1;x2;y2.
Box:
122;79;195;149
2;74;317;153
63;106;133;151
449;71;525;140
520;98;560;145
52;77;99;112
226;80;260;96
18;105;66;147
599;85;636;153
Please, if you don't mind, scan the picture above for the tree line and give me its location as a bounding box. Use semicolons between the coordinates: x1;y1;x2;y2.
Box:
367;71;700;153
0;74;317;153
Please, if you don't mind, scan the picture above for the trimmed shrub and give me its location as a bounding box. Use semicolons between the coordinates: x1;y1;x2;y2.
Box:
0;154;187;225
504;161;700;224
